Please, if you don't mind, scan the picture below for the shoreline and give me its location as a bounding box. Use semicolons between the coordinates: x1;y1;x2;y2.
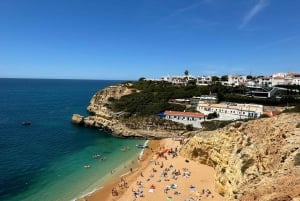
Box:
76;139;154;201
81;138;225;201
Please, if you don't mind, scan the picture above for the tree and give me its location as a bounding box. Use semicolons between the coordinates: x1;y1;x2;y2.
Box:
184;70;189;76
187;79;196;87
207;112;219;119
246;75;253;80
186;124;193;131
221;75;228;81
217;91;225;102
138;77;146;81
211;76;219;83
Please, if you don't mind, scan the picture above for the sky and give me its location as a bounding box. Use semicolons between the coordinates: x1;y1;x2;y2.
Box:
0;0;300;80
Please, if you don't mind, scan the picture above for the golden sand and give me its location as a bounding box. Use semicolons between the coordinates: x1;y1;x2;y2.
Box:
81;138;225;201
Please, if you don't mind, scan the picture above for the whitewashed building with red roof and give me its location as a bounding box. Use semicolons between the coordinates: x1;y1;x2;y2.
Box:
164;110;206;128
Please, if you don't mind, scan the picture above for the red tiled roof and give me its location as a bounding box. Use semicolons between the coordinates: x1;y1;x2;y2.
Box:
263;110;281;117
164;110;205;118
287;72;300;76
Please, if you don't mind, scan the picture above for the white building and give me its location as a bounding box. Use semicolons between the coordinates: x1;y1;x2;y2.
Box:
228;75;247;86
256;76;272;87
196;76;212;86
160;75;196;86
271;72;293;86
198;95;217;103
292;78;300;85
161;75;172;82
288;72;300;85
197;102;263;120
164;110;205;128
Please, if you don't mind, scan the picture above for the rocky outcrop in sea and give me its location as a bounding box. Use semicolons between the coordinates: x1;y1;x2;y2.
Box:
71;84;187;138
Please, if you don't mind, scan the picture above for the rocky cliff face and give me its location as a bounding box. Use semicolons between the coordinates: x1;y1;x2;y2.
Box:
72;84;187;138
180;113;300;200
73;84;300;199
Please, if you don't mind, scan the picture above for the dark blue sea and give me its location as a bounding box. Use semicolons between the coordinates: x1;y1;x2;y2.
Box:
0;78;144;201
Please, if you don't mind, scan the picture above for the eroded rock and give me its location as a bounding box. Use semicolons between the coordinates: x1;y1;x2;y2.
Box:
180;113;300;200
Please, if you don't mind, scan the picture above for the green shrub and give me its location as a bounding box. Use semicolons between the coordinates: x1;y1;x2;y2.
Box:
107;97;116;102
207;112;219;120
259;114;269;118
202;120;234;131
283;103;300;113
111;80;300;117
186;124;194;131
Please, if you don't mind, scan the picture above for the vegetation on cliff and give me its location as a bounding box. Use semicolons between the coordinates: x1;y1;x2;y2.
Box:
108;80;205;116
283;103;300;113
120;115;186;130
201;120;234;131
79;79;299;137
105;80;299;117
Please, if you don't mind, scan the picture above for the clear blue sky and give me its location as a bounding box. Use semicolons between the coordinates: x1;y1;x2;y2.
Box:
0;0;299;80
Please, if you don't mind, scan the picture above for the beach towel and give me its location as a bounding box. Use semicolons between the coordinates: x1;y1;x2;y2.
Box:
162;149;168;154
189;186;196;192
167;196;172;201
148;189;154;193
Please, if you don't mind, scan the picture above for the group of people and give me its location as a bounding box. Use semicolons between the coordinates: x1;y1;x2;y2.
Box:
108;138;217;201
111;187;118;196
118;177;129;189
111;177;129;197
131;188;144;198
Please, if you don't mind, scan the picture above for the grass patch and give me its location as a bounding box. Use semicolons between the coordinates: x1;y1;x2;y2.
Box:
201;120;234;131
283;103;300;113
259;114;270;118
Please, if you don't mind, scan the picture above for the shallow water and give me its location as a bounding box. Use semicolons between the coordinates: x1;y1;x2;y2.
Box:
0;78;144;201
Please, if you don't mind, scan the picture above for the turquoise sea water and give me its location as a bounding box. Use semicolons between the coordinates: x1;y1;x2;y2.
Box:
0;78;145;201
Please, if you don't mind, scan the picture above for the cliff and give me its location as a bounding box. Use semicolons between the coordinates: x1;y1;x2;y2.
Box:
73;83;300;199
180;113;300;200
72;84;187;138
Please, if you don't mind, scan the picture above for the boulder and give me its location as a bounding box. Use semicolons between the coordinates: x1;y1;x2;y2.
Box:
71;114;84;125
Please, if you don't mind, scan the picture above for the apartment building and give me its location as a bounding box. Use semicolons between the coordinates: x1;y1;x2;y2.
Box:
197;102;263;120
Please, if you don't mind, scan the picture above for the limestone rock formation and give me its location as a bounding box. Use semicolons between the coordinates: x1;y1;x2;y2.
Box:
71;114;84;125
180;113;300;200
73;83;300;200
72;83;187;138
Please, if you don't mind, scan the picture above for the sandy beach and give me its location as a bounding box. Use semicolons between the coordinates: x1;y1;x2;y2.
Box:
81;138;225;201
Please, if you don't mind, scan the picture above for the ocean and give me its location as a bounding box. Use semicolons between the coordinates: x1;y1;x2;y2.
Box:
0;78;145;201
